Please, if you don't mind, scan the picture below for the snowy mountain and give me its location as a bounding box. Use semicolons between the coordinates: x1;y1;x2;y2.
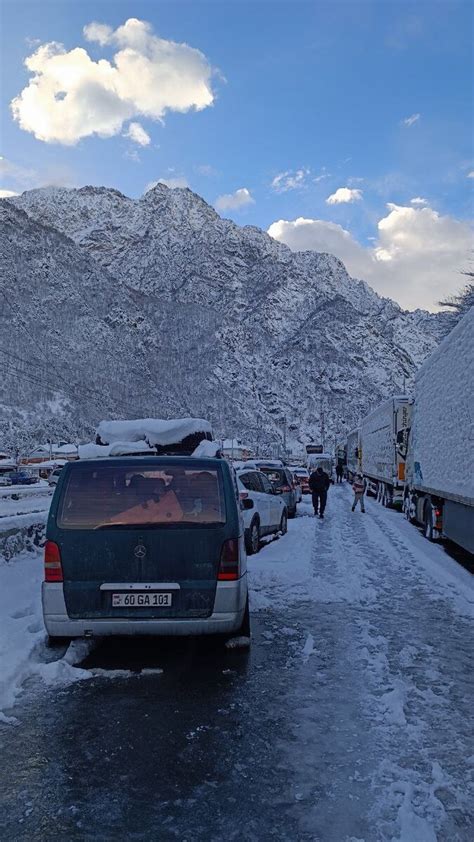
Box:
1;184;451;452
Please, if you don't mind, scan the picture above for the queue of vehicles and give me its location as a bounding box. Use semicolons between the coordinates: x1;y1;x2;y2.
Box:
341;306;473;555
40;418;312;648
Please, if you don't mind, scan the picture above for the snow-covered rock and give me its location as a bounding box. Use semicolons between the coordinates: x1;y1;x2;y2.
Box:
1;185;452;450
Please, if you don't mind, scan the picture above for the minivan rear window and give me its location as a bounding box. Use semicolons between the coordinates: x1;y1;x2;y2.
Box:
57;464;226;529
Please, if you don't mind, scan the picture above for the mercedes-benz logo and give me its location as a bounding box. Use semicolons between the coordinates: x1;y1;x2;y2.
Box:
134;544;147;559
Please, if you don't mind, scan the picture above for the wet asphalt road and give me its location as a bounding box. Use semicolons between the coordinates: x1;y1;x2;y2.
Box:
0;615;314;842
1;492;473;842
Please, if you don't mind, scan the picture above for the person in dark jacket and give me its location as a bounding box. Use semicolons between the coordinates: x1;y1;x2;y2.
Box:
335;463;344;483
308;466;330;518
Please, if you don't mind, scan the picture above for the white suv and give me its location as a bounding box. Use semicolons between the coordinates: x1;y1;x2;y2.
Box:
236;468;288;555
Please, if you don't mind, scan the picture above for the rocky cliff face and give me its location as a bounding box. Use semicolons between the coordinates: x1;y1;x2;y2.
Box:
1;184;450;453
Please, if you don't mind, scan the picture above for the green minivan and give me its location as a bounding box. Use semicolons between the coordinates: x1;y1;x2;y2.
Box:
42;456;249;641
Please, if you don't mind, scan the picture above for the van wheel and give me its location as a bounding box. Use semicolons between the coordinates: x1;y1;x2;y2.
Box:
246;518;260;555
46;635;71;649
288;505;297;519
280;510;288;535
238;595;251;637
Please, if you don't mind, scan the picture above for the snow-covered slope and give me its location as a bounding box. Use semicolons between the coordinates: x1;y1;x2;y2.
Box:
2;185;451;450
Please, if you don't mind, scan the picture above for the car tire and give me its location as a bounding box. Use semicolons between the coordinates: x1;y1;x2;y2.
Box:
288;504;297;519
246;518;260;555
279;509;288;535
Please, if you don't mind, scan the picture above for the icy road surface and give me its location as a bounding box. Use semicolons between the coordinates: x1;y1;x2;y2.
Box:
0;484;473;841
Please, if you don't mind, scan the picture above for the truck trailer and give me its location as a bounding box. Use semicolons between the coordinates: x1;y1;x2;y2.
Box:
359;396;412;506
346;428;361;481
404;307;474;553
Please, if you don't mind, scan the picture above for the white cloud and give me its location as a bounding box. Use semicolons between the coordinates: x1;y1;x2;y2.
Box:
402;112;421;126
268;203;472;312
467;171;474;179
145;176;189;192
313;170;331;183
410;196;428;205
11;18;215;145
0;156;76;192
326;187;363;205
83;22;114;46
215;187;254;211
271;168;310;193
123;121;150;146
0;189;19;198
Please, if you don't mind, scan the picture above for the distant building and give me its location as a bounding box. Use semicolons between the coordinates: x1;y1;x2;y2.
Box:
221;438;254;461
24;442;78;463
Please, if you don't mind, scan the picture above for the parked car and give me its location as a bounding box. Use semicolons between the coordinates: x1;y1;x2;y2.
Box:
43;456;250;643
0;474;12;487
290;467;310;495
236;468;288;554
9;470;38;486
258;466;298;518
48;467;64;486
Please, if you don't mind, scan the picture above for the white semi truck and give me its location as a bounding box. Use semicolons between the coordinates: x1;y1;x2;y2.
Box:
404;307;474;552
346;428;361;481
358;397;413;506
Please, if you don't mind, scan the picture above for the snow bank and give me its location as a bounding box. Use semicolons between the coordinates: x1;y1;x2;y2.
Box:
247;503;317;610
0;551;45;722
96;418;212;447
411;306;474;502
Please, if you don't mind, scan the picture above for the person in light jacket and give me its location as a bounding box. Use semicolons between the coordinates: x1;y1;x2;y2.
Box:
351;473;366;512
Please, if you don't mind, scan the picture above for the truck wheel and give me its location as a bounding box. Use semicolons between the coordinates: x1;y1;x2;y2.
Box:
404;495;414;523
246;518;260;555
423;505;434;541
279;509;288;535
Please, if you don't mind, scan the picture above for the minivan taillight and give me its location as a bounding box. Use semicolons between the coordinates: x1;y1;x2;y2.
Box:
218;539;240;581
281;485;291;493
44;540;63;582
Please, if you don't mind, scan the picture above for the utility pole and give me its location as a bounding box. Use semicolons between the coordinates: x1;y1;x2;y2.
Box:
320;398;325;451
281;417;287;460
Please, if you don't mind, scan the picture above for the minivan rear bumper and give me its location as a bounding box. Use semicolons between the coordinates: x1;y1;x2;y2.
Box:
42;577;247;638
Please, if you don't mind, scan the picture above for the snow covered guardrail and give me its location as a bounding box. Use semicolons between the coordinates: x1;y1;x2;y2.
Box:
0;511;49;562
0;483;51;500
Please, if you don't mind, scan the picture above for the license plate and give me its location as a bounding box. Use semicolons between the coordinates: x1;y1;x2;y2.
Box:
112;592;172;608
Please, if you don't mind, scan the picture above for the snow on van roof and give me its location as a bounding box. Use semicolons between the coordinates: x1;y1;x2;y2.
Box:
96;418;212;447
191;440;221;458
78;441;156;460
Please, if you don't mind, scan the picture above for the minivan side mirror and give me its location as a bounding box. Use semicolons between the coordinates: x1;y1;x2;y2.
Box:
241;498;254;510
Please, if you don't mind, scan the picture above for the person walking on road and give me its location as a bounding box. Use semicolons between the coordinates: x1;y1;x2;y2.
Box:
335;463;344;484
309;466;330;518
352;473;366;512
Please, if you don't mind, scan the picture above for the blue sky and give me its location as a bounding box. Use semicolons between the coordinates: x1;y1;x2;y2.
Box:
1;0;473;309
